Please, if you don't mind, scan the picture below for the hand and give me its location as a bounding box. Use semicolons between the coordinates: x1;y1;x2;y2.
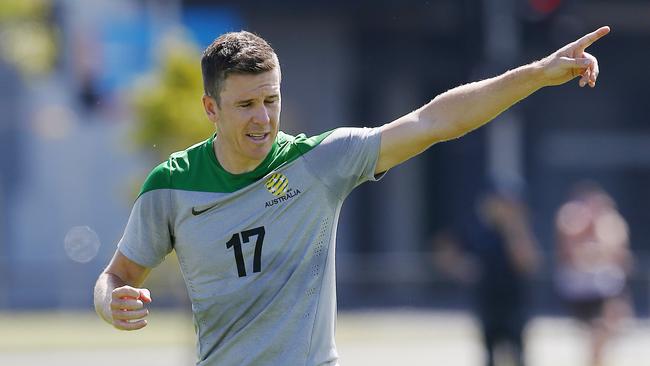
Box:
108;286;152;331
538;26;610;87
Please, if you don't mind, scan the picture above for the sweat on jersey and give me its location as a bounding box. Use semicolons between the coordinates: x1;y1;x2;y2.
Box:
117;127;383;365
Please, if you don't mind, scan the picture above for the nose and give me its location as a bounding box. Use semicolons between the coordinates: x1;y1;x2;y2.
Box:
252;105;271;125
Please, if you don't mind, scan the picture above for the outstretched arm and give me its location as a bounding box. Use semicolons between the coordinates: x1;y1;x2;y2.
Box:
375;26;610;174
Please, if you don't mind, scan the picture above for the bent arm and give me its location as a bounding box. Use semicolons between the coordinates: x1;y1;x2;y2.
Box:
375;26;610;174
94;251;152;330
498;202;541;276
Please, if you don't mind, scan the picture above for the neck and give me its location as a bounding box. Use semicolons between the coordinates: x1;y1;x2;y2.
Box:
213;136;264;174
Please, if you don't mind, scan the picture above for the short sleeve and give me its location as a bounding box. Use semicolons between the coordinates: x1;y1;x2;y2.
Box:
301;127;384;199
117;188;174;268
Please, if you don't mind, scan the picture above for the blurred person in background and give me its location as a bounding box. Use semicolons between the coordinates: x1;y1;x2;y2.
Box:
94;26;610;366
432;186;540;366
554;181;633;366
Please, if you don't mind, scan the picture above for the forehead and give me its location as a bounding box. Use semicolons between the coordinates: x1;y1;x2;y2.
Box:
220;69;281;101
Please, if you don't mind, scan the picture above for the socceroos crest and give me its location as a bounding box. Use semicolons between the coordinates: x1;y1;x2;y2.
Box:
264;173;301;208
265;173;289;196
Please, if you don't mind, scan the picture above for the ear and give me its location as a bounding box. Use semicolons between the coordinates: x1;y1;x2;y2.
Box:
202;95;219;123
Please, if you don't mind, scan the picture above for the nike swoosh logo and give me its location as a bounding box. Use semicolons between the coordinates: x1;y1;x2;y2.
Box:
191;203;220;216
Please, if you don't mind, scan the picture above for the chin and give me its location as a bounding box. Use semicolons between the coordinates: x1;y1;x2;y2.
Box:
248;145;273;161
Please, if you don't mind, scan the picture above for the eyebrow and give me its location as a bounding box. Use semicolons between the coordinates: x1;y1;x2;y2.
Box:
236;99;255;105
236;94;280;104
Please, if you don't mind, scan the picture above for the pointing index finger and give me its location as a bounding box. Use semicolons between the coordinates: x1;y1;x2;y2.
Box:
575;26;611;51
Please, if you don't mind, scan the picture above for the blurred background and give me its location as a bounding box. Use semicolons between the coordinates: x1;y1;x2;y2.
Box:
1;0;649;365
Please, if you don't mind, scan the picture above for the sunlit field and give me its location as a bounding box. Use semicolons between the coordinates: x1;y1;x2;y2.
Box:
1;310;648;366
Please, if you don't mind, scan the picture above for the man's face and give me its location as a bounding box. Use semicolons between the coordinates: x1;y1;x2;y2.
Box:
205;69;281;172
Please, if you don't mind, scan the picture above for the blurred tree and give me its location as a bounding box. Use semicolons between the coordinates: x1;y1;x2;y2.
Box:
0;0;49;19
0;0;58;77
130;34;213;162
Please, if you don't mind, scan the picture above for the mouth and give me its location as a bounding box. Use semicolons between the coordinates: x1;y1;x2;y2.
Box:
246;132;270;142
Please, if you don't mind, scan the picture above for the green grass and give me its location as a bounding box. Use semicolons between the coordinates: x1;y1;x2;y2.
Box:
1;310;648;366
0;310;195;350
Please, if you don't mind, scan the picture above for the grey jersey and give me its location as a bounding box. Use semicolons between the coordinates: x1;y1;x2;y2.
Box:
118;127;383;365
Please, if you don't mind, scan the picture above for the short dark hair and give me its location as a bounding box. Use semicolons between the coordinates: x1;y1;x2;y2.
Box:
201;31;279;105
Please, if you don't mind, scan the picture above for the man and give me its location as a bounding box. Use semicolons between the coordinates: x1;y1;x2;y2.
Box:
554;181;632;366
94;27;610;365
433;187;540;366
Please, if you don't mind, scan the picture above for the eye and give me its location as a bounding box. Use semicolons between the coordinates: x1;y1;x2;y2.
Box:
265;98;278;105
238;101;252;108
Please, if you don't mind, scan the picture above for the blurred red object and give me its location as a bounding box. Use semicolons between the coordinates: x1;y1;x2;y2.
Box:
529;0;563;15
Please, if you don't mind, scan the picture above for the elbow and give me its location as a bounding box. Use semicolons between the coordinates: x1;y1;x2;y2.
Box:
424;117;470;143
418;103;472;143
